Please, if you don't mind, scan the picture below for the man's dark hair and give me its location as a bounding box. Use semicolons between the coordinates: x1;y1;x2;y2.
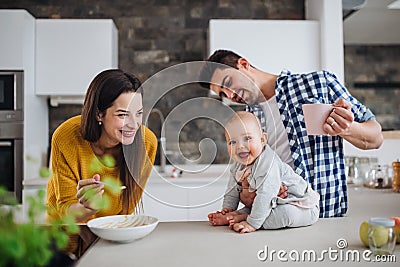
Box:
198;50;242;89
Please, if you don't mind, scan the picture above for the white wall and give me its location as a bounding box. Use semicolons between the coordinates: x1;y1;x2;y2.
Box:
344;139;400;166
21;12;49;179
306;0;344;83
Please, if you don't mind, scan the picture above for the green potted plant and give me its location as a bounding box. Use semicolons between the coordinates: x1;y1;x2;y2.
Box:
0;168;79;267
0;154;123;267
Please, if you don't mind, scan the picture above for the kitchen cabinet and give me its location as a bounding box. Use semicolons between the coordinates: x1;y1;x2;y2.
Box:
142;173;228;222
0;10;35;69
35;19;118;98
142;182;189;222
0;10;49;185
186;181;227;221
209;19;321;76
209;1;345;83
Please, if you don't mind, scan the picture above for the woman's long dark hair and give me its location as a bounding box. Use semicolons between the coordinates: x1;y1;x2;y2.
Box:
81;69;147;214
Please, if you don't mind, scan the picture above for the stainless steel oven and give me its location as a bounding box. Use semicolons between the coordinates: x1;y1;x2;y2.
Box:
0;71;23;203
0;123;23;202
0;71;23;122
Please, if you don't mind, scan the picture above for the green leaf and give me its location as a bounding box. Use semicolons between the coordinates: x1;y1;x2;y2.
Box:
25;154;39;164
89;157;103;173
62;214;80;234
54;231;69;248
102;176;124;195
39;167;51;178
102;155;116;168
36;189;46;200
0;186;79;266
82;186;109;211
92;194;111;211
0;187;18;205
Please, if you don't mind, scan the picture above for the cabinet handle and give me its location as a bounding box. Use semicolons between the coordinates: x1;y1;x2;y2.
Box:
0;141;12;147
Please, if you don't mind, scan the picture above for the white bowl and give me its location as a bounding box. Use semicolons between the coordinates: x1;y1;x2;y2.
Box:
87;214;159;243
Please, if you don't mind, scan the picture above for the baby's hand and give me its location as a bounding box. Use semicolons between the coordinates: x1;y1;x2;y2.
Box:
232;221;256;234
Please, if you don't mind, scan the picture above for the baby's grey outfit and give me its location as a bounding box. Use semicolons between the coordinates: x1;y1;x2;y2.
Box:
222;145;319;230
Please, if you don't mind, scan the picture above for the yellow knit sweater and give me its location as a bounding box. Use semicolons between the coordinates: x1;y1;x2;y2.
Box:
46;115;157;222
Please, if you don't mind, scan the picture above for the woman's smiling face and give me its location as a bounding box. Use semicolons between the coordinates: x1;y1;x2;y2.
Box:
98;92;143;146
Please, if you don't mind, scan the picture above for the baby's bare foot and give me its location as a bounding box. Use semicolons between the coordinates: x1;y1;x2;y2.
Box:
208;213;216;225
208;212;232;226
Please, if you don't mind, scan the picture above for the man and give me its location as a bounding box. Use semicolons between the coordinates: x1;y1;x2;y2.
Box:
199;50;383;217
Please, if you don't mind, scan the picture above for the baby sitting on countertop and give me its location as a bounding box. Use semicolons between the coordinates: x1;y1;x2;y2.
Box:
208;111;320;233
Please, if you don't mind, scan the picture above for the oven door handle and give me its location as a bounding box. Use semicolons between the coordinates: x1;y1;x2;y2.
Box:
0;141;12;146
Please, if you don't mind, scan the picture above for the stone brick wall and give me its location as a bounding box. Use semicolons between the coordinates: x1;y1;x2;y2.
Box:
0;0;304;164
0;0;303;80
344;46;400;130
1;1;399;165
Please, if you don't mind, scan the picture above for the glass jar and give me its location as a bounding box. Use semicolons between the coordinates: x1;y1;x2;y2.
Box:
354;157;370;186
346;156;358;184
368;217;396;255
366;165;389;189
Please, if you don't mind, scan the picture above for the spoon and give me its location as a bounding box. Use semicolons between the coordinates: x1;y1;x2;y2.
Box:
95;181;126;190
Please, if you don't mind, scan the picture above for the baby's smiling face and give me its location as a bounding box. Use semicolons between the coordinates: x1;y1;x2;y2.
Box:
225;113;267;166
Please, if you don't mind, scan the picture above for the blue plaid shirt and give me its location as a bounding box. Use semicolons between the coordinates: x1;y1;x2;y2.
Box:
247;70;375;218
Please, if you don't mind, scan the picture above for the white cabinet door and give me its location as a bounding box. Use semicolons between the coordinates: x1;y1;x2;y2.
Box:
142;168;230;222
0;10;35;69
141;182;189;222
186;182;226;221
209;19;321;74
35;19;118;96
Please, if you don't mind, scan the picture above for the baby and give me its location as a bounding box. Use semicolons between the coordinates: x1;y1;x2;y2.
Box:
208;111;320;233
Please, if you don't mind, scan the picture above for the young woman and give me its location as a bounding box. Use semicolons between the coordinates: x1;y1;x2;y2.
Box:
46;69;157;252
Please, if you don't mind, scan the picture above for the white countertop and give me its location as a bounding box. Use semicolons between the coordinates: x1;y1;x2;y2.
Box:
77;186;400;267
23;177;49;187
147;164;230;184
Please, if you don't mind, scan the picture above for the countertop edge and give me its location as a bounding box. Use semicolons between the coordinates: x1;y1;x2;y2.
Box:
383;130;400;139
